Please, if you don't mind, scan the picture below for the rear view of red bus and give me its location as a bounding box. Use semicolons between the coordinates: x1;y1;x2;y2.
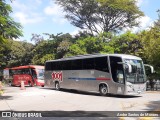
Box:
10;65;44;87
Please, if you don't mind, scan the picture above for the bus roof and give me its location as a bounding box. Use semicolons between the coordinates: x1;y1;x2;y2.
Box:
46;54;142;63
11;65;44;70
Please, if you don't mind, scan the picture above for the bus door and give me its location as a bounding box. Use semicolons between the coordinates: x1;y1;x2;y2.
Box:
109;56;125;94
29;68;37;86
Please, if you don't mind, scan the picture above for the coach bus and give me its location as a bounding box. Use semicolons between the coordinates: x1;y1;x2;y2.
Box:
44;54;153;95
6;65;45;87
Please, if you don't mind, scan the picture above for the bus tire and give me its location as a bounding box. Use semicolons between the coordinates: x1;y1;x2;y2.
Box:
9;81;12;87
99;84;108;96
55;82;60;90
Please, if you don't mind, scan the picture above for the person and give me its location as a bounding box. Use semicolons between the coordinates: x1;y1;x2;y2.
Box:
155;79;160;90
149;79;155;91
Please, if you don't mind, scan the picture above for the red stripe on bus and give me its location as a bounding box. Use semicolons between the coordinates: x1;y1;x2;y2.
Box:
96;78;111;80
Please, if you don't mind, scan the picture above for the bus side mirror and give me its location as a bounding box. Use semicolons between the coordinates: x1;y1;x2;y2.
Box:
144;64;154;74
125;63;132;73
118;62;132;73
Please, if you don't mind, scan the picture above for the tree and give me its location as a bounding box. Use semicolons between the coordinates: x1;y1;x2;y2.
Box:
6;40;34;67
31;40;55;65
0;41;11;68
31;34;44;45
44;33;73;59
154;10;160;28
55;0;144;34
110;31;142;56
138;28;160;67
67;32;114;56
136;10;160;69
0;39;34;68
0;0;23;43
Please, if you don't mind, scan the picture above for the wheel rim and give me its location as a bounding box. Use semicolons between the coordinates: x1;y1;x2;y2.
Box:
100;85;107;95
55;83;59;90
102;87;107;94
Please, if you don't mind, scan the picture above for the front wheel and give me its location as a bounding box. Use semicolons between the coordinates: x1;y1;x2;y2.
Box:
8;81;12;87
55;82;60;90
99;84;108;96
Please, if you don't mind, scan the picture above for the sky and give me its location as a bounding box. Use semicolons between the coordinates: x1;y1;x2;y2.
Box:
7;0;160;42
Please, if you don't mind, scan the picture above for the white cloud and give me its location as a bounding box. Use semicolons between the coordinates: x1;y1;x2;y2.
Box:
134;16;153;32
70;29;81;36
35;0;42;5
139;16;153;29
14;12;44;25
136;0;143;7
123;16;153;33
44;2;67;25
52;17;67;25
44;4;63;16
13;38;21;41
11;0;45;25
136;0;149;7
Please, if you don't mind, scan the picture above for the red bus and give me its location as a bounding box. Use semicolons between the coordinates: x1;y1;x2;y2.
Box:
9;65;44;87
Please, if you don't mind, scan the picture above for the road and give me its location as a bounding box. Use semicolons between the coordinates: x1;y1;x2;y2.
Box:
0;86;160;120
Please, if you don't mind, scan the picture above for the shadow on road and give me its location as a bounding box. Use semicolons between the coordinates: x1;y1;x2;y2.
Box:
40;87;141;98
40;111;112;117
0;96;13;100
144;100;160;111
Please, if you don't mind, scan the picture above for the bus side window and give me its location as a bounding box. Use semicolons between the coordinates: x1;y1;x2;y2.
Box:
95;57;109;72
72;59;83;70
63;61;72;70
83;58;95;70
45;62;51;70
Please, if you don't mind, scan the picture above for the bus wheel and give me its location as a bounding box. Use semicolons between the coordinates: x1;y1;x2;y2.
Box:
55;82;60;90
9;81;12;87
99;84;108;96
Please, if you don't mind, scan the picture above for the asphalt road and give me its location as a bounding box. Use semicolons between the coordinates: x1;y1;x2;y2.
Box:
0;86;160;120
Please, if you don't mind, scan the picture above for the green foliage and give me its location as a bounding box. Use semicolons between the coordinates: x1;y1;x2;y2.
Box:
0;0;23;42
7;40;34;67
31;40;55;65
67;33;114;56
31;33;74;64
0;40;34;68
0;40;11;68
110;31;142;56
138;28;160;68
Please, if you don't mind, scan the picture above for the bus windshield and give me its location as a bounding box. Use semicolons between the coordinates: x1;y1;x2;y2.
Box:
36;69;44;79
124;59;146;83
